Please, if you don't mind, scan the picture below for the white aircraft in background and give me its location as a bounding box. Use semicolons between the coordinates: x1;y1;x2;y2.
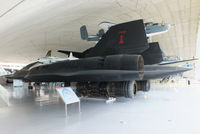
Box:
0;63;26;71
23;50;78;72
37;50;78;64
80;21;171;42
10;50;78;80
0;66;11;77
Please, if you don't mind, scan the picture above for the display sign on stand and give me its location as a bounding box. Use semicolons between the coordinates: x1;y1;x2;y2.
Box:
13;79;23;87
56;87;80;117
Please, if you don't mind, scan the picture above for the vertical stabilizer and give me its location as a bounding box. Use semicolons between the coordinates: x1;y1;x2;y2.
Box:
45;50;52;57
86;19;149;57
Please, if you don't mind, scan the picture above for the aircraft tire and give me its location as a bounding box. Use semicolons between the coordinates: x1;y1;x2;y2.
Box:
141;80;150;92
124;81;128;97
122;81;137;98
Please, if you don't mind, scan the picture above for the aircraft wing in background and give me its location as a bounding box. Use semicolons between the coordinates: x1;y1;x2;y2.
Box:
159;58;199;65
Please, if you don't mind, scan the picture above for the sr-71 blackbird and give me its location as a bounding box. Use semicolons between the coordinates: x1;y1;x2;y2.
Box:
11;19;192;98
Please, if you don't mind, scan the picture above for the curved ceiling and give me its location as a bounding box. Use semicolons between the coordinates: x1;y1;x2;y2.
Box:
0;0;199;63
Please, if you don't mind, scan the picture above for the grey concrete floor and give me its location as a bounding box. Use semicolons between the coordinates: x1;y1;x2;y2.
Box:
0;83;200;134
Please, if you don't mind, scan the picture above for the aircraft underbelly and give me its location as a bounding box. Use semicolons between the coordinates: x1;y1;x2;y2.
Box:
25;65;190;82
143;65;191;80
25;70;143;82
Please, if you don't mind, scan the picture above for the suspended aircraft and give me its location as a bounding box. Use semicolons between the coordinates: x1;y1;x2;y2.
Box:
80;21;170;42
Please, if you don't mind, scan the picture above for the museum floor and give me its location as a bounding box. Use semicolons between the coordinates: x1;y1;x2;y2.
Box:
0;83;200;134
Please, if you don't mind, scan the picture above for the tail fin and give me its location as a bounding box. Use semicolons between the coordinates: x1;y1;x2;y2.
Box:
85;19;149;57
61;20;149;58
45;50;52;57
142;42;163;65
80;25;104;42
80;25;88;40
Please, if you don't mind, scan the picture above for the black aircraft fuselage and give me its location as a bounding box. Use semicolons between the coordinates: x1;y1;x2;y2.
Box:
11;19;191;98
24;20;190;82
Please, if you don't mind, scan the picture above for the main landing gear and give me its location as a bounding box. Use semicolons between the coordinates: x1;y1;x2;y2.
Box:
75;80;150;99
136;80;151;92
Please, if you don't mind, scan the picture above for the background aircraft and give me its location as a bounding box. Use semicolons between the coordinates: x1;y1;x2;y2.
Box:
9;50;78;80
80;21;170;42
37;50;78;64
0;66;9;77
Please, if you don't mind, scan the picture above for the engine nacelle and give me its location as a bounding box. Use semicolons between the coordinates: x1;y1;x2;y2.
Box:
27;54;144;82
104;54;144;71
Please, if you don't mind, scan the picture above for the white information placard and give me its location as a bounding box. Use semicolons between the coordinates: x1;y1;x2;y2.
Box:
13;79;23;87
56;87;80;105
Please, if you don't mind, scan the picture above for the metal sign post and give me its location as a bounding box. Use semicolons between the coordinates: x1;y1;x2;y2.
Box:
65;104;68;117
78;101;81;113
64;102;81;117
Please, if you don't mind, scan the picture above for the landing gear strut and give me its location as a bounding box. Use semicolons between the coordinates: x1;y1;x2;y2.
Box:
76;81;138;99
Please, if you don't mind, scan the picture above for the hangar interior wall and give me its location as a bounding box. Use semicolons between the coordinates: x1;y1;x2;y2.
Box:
195;17;200;80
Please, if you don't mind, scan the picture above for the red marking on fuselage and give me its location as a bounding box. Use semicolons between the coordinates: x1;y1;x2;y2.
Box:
119;35;124;44
118;30;127;44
